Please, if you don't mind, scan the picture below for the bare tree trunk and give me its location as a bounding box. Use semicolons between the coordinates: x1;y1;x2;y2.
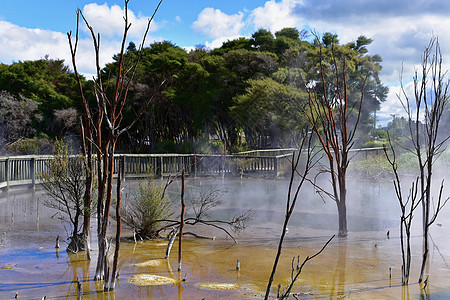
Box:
94;149;107;281
264;154;299;300
264;136;318;299
80;120;92;260
305;36;364;238
102;146;116;291
178;171;185;272
110;156;123;290
337;200;347;238
385;142;421;285
337;169;348;237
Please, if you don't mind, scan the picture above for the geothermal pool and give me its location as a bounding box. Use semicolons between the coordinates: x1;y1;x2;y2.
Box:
1;178;450;299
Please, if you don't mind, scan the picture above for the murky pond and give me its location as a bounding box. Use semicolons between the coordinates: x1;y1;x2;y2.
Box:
1;179;450;299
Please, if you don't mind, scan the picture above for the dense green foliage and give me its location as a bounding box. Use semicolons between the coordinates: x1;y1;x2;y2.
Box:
0;58;85;137
0;29;390;154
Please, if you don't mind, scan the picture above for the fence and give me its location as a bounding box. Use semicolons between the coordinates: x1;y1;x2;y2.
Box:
0;147;384;190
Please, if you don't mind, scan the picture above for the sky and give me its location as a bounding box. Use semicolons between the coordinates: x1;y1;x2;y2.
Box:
1;0;450;126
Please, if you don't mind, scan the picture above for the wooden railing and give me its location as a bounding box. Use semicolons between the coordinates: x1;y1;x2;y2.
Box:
0;147;385;190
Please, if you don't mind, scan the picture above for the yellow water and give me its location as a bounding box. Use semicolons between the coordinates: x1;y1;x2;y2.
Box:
1;181;450;299
2;228;450;299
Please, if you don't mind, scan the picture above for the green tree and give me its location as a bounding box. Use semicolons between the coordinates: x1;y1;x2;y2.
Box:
0;58;85;137
303;34;388;143
322;32;339;47
251;28;275;52
211;37;253;55
274;27;303;57
231;77;308;148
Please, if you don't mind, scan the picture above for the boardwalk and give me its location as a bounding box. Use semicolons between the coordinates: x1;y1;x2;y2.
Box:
0;147;384;190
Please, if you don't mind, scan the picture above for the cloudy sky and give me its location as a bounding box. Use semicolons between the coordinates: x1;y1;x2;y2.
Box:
1;0;449;125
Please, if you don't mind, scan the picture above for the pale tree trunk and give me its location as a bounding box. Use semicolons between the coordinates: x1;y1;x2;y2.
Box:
178;171;186;272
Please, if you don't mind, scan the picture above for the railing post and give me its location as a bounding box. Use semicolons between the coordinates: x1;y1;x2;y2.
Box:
194;155;197;178
120;155;125;183
31;157;36;191
121;155;126;183
5;158;9;191
274;156;278;178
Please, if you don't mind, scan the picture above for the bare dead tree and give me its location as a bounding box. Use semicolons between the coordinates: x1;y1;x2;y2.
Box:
264;132;322;299
67;0;164;291
384;140;421;285
39;140;87;253
79;119;92;260
305;35;366;237
162;184;253;258
396;37;450;283
178;170;186;272
278;235;334;299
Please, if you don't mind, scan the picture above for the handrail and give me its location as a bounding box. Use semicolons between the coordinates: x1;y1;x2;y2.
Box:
0;148;384;190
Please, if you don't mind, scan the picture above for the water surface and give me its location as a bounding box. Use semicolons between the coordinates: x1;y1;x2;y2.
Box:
1;179;449;299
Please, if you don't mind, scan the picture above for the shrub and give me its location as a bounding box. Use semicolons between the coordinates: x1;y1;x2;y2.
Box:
376;130;388;140
397;152;419;175
121;177;173;239
39;139;87;253
362;140;385;148
349;154;392;181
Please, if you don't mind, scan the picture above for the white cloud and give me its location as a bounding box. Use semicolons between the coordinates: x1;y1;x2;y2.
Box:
192;8;245;39
0;20;69;63
183;46;196;53
250;0;303;32
377;80;433;127
81;3;158;40
0;20;127;78
0;2;164;77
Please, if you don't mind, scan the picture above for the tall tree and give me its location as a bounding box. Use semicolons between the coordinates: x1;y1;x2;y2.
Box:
305;34;387;144
215;49;278;151
305;35;366;237
274;27;304;58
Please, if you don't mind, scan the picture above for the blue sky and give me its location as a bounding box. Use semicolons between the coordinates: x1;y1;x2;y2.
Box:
1;0;450;125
